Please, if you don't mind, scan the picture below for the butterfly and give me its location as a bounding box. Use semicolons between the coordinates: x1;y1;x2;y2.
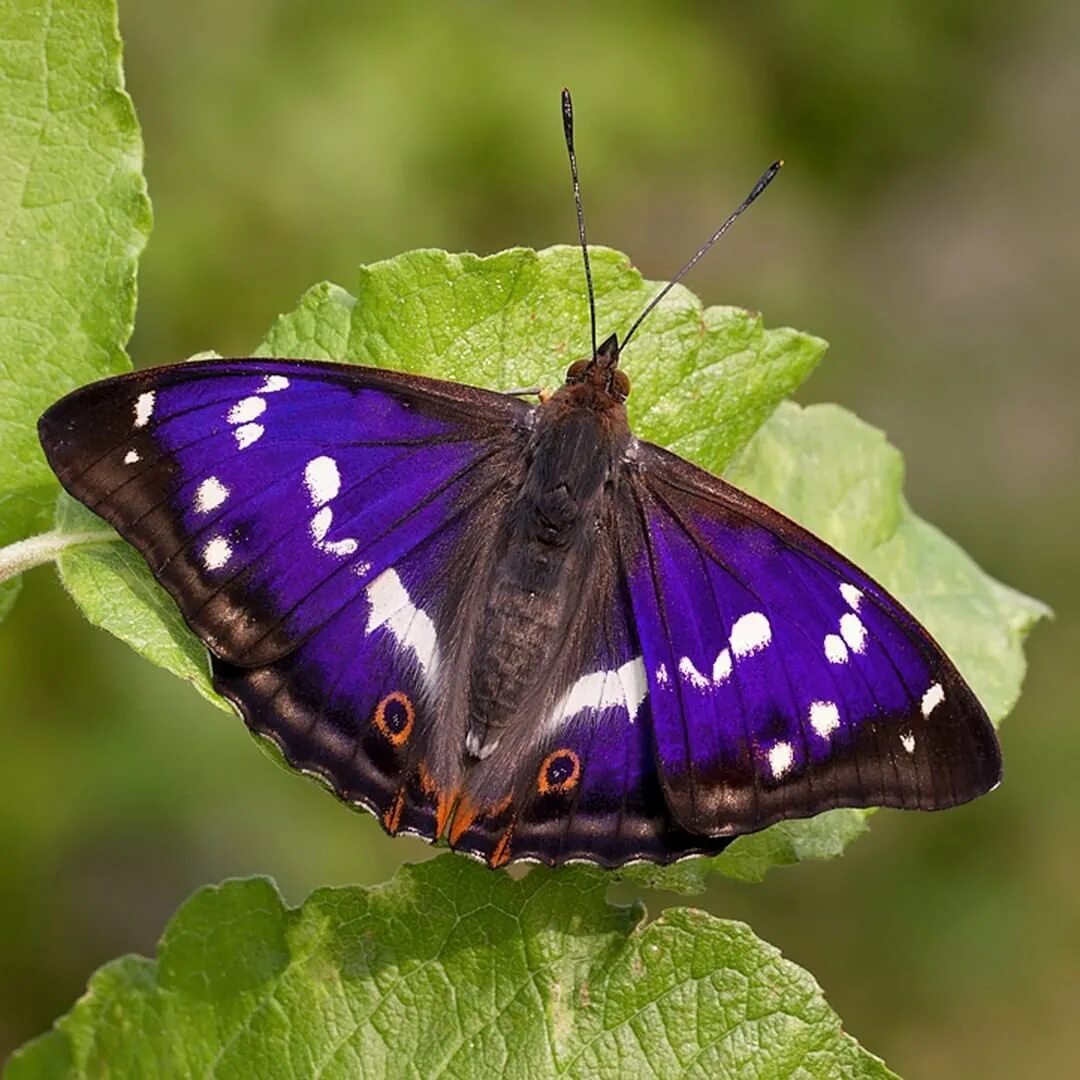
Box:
37;91;1000;869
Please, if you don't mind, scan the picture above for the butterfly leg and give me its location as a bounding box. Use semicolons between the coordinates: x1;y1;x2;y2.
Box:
499;385;555;402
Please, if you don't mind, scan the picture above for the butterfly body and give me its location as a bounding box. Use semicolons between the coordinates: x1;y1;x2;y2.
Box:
462;336;631;764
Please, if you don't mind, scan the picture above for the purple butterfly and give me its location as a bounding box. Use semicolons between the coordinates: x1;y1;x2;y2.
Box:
37;92;999;869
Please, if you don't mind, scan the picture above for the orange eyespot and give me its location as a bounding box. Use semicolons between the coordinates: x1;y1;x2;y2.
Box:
610;369;631;401
373;691;415;745
537;748;582;795
565;359;590;382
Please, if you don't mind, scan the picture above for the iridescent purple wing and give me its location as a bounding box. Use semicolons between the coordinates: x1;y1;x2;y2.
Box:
622;440;1001;837
39;359;527;834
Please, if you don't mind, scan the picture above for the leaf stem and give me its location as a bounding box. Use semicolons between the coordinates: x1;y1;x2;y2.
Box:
0;528;118;586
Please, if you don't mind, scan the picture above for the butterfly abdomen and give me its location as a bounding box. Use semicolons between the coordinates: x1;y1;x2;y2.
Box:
462;393;629;764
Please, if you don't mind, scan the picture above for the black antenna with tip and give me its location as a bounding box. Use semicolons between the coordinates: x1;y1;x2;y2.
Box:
621;159;784;352
561;88;598;360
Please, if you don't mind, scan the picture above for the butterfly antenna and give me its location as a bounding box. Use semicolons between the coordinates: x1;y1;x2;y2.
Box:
621;159;784;352
561;88;598;361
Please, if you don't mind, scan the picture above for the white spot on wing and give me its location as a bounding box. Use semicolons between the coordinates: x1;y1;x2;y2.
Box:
123;449;140;464
194;476;229;513
304;456;341;506
365;567;439;682
310;506;333;542
655;662;669;688
809;700;840;739
712;648;732;684
304;460;357;557
617;657;648;722
900;731;916;754
227;396;267;424
259;374;289;393
839;612;867;654
824;633;849;664
201;535;232;571
234;422;264;449
553;669;615;723
308;506;358;555
921;682;945;717
730;611;771;658
548;657;648;730
133;392;155;428
678;656;710;690
840;582;863;610
767;741;795;779
322;537;358;557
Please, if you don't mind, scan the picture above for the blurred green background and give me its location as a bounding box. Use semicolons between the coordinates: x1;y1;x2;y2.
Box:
1;1;1075;1075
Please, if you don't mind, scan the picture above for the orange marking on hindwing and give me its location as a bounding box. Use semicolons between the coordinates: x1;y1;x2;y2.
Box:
417;760;458;838
490;827;515;869
448;795;479;845
447;793;513;845
414;760;457;833
383;788;406;834
434;790;457;838
417;760;438;795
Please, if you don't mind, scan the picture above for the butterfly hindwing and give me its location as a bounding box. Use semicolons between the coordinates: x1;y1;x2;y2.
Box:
40;359;529;838
621;440;1002;837
212;538;464;839
446;570;734;867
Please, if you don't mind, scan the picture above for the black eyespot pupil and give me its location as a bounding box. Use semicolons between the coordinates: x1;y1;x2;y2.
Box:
547;756;573;785
384;700;409;733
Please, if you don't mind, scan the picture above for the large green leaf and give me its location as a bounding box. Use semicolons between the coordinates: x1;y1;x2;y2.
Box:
5;857;897;1079
49;248;1046;885
343;248;821;475
0;0;151;618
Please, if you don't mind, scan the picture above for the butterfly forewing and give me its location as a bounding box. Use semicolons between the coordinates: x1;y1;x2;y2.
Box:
40;359;528;666
623;440;1001;837
40;359;531;837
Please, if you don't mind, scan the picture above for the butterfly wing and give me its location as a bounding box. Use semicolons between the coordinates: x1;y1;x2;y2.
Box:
622;440;1001;837
40;358;529;836
39;359;1000;865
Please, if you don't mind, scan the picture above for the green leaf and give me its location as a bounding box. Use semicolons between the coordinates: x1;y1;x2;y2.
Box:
48;249;1046;884
344;248;826;474
5;858;898;1079
621;809;874;894
54;494;226;711
256;280;356;361
0;575;20;623
0;0;151;618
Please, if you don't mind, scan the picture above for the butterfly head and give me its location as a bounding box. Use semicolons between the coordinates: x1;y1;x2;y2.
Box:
564;332;630;403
